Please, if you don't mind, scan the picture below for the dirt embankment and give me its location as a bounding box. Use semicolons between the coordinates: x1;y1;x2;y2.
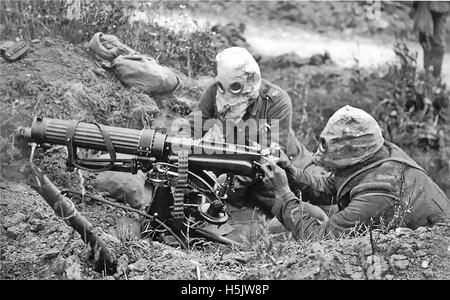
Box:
2;181;450;280
1;1;450;280
0;36;207;280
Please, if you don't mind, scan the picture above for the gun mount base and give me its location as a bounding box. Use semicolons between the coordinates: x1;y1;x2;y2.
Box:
198;202;229;225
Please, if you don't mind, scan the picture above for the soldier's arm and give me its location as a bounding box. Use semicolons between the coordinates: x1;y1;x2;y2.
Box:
273;181;397;240
227;90;293;213
283;164;337;205
266;91;336;205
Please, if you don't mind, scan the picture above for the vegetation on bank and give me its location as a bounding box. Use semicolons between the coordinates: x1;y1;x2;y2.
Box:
1;0;449;280
1;0;449;195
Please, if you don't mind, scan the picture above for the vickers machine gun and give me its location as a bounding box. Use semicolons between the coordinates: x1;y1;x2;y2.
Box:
17;117;280;247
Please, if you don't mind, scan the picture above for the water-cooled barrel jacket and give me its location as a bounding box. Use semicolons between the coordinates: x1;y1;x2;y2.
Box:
187;79;309;160
273;141;450;240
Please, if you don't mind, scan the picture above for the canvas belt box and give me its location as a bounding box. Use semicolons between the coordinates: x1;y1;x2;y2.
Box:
1;41;30;62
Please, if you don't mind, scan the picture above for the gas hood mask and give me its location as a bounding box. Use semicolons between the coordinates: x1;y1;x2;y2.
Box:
312;105;384;171
215;47;262;123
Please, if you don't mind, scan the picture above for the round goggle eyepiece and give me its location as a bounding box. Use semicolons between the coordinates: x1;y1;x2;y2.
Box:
217;82;225;94
319;137;327;153
229;82;243;94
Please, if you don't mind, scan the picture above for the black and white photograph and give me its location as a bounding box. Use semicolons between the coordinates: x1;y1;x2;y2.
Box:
0;0;449;283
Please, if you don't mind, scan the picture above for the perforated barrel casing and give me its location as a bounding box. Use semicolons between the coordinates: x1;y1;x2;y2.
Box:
28;117;166;157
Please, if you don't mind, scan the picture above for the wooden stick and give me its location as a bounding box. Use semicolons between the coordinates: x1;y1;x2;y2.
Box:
21;163;117;275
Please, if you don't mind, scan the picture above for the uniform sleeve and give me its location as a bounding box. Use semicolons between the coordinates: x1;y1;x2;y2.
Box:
271;191;328;240
326;182;399;236
264;91;335;205
273;181;398;240
284;165;337;205
242;90;296;212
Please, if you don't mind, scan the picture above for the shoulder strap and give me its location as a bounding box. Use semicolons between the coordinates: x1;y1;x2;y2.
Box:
336;157;426;200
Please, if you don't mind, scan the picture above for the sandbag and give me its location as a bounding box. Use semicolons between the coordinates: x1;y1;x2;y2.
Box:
89;32;137;63
91;170;154;210
113;54;179;95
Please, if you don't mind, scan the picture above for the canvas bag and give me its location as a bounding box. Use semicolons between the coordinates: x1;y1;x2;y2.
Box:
113;54;179;94
89;32;137;63
88;154;154;210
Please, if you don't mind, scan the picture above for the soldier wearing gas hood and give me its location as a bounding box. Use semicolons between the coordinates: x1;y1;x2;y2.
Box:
261;105;450;240
183;47;316;214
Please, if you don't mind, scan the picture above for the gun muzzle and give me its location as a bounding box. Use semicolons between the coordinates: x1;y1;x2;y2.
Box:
16;126;31;139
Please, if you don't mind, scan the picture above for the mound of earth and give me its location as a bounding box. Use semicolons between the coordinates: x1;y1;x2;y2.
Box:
1;181;449;280
1;2;449;281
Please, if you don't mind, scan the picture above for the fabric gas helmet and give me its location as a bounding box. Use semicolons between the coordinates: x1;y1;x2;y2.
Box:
312;105;384;171
214;47;262;123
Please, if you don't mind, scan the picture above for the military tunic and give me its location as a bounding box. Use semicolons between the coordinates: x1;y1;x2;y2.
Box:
185;79;312;213
273;141;450;239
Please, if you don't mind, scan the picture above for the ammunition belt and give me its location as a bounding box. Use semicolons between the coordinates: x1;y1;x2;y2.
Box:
172;150;188;221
